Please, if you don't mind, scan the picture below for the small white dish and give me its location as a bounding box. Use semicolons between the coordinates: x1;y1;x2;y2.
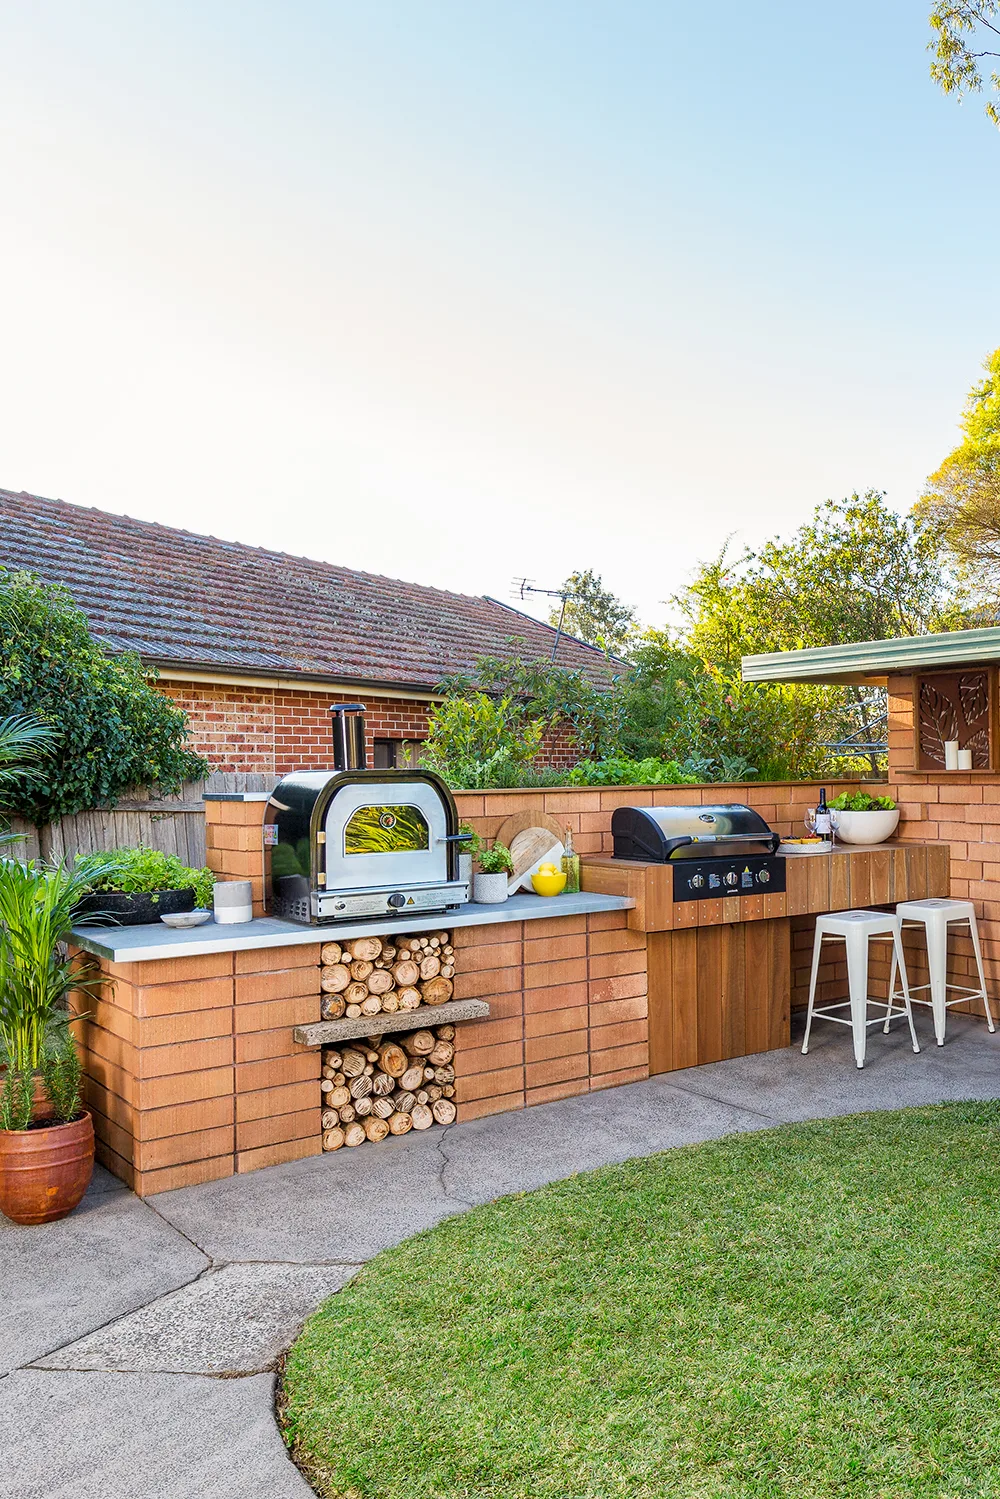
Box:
779;839;832;855
160;910;213;928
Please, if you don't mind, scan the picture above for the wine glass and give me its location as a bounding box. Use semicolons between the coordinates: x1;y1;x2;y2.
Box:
804;807;818;837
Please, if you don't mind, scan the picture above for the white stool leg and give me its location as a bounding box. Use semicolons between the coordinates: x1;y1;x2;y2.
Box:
844;926;870;1069
884;943;899;1034
966;916;996;1033
925;915;949;1046
890;926;920;1054
802;930;825;1055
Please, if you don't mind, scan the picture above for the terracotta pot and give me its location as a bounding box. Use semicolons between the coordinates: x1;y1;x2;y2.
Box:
0;1111;94;1225
0;1070;55;1122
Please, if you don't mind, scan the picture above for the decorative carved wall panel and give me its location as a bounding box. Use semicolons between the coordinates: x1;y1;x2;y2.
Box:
916;668;996;770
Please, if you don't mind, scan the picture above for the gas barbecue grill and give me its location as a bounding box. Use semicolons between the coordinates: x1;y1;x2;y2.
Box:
264;704;469;925
611;803;785;902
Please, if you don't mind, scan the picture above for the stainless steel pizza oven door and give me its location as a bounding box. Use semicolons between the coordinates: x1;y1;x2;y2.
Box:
323;778;450;892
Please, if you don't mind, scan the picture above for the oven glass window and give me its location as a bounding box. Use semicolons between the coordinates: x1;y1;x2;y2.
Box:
344;805;430;855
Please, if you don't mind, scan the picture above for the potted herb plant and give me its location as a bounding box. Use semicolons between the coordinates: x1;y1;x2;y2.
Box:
0;1034;93;1224
76;846;215;926
473;842;514;904
458;823;476;889
0;854;111;1125
828;791;900;845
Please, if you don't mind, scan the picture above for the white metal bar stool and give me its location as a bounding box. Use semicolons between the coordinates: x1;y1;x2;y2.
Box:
886;898;995;1046
802;910;919;1069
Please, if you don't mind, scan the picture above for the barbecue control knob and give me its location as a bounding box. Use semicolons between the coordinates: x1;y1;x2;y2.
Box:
724;871;738;887
688;874;705;889
757;869;771;885
387;892;407;909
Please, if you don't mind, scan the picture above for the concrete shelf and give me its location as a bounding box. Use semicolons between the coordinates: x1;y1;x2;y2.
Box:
70;891;633;964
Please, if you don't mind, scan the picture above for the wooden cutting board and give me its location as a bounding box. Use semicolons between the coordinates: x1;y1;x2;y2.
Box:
508;828;564;893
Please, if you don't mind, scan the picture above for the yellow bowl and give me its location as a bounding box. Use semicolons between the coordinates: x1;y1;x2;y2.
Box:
531;870;567;897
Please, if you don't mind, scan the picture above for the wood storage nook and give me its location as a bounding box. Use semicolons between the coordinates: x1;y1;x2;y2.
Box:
319;931;456;1021
319;1025;457;1149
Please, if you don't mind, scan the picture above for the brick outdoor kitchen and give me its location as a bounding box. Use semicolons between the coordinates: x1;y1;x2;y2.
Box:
7;486;1000;1199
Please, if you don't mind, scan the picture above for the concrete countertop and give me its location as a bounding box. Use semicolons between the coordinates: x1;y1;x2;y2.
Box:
70;890;635;964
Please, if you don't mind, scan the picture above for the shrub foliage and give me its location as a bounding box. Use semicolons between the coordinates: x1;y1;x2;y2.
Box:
0;570;208;824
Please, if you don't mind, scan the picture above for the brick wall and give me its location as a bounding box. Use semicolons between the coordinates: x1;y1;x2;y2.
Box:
453;781;868;856
450;909;648;1120
881;672;996;1013
160;680;431;775
71;941;322;1197
204;796;269;916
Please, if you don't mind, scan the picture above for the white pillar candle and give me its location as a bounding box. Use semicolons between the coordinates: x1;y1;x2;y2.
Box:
958;748;973;770
944;740;960;770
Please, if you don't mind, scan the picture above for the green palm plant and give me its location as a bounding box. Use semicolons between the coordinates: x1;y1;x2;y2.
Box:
0;855;117;1073
0;713;55;855
0;713;55;797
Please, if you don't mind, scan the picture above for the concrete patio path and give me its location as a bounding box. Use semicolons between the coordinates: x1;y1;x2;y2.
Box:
3;1010;999;1499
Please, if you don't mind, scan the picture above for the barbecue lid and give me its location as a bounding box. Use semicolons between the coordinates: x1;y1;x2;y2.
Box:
611;803;779;862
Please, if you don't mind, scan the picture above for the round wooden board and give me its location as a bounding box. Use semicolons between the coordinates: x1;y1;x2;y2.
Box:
495;809;565;851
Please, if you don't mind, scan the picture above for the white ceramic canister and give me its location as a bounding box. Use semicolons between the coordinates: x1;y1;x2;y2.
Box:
213;879;253;924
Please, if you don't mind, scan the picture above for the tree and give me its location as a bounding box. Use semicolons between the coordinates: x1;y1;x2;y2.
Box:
0;570;209;826
929;2;1000;127
674;493;965;776
548;570;637;658
917;347;1000;595
681;492;960;671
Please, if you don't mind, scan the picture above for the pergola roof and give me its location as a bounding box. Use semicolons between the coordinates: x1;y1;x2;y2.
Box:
742;626;1000;686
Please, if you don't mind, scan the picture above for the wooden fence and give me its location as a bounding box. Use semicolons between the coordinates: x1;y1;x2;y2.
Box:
8;773;280;867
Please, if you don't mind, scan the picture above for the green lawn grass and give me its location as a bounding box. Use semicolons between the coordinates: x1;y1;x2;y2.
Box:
281;1104;1000;1498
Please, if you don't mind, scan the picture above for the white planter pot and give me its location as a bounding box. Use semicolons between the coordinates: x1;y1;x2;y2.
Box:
473;872;509;904
834;808;900;845
459;854;473;889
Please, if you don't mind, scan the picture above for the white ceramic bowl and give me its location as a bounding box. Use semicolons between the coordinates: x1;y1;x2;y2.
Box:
833;808;899;845
160;909;213;928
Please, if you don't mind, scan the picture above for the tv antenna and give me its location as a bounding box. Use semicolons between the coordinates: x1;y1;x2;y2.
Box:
512;578;572;662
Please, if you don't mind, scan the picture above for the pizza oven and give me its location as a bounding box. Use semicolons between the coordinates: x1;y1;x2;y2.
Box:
264;705;469;925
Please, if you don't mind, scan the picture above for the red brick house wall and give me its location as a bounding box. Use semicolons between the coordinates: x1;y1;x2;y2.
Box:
159;680;432;775
159;678;581;775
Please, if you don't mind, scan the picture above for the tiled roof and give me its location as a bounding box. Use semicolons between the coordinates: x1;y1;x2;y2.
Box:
0;489;619;691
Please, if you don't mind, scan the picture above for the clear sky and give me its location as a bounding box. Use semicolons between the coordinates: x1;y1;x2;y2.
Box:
1;1;998;630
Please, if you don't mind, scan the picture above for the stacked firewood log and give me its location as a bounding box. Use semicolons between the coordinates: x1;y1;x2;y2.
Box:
319;932;456;1020
320;1025;457;1149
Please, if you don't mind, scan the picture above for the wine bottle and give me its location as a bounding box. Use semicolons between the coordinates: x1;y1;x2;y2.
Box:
814;787;832;838
561;826;580;894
